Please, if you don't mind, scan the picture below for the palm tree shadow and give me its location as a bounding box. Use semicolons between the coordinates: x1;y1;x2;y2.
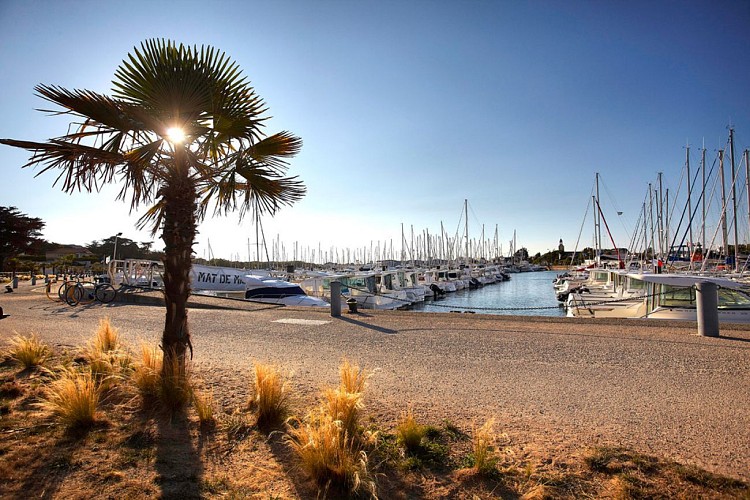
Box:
154;411;203;499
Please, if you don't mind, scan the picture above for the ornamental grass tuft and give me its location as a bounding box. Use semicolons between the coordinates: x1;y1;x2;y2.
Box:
250;363;291;428
396;410;427;454
132;341;162;400
192;388;215;426
8;333;50;368
472;418;498;475
92;317;122;353
84;319;132;386
41;368;100;429
286;408;376;498
339;358;370;393
158;352;192;413
322;387;363;439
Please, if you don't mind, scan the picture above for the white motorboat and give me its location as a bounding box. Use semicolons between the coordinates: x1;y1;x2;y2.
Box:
299;272;409;310
567;272;750;323
243;275;329;307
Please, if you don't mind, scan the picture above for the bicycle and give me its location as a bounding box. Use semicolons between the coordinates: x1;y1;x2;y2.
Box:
46;279;117;306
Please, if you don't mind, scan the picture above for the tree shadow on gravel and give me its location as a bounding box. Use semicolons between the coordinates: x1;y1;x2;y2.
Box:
154;411;203;499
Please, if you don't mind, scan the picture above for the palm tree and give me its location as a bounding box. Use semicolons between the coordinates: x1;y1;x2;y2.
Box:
1;39;305;374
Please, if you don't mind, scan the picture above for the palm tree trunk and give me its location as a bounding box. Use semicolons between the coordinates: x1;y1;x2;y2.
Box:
161;163;196;376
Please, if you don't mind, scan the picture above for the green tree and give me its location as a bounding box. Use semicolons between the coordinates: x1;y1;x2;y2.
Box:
514;247;529;262
86;235;162;261
0;206;46;271
1;40;305;376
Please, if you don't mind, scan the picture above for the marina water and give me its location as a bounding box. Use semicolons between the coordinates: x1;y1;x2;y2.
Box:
410;270;565;317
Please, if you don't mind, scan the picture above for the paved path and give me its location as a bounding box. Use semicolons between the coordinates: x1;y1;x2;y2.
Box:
1;282;749;480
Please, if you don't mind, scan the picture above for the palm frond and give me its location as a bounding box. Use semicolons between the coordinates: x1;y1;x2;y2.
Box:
35;85;145;134
112;39;269;145
136;199;166;236
116;140;165;210
0;138;124;193
201;162;305;219
247;131;303;170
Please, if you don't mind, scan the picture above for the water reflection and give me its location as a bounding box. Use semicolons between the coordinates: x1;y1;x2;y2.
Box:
410;270;565;317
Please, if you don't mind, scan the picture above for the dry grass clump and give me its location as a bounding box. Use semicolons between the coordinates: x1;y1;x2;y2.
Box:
339;358;370;393
92;318;122;353
132;341;163;399
224;408;253;441
192;388;215;426
286;408;376;498
250;363;291;428
323;387;363;439
131;343;192;414
323;359;372;438
8;333;50;368
40;368;100;428
158;353;192;413
472;418;498;474
286;359;378;497
396;410;427;454
84;319;132;386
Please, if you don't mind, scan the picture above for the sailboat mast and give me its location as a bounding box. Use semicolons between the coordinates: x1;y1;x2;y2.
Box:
730;127;739;272
701;143;707;255
657;173;665;259
494;224;499;261
647;184;655;265
464;199;469;265
665;188;670;262
719;149;729;262
643;201;654;260
686;145;694;269
594;173;602;264
481;224;485;262
746;149;750;272
410;225;415;267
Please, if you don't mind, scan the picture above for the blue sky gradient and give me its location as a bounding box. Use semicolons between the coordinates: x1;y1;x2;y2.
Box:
1;1;748;261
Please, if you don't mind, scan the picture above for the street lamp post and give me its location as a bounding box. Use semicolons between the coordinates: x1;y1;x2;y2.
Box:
113;232;123;262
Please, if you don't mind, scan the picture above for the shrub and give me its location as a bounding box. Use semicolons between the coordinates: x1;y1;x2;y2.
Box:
41;368;100;428
251;363;290;428
8;333;50;368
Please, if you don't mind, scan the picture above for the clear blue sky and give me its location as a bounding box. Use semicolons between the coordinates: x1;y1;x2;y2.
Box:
1;0;749;262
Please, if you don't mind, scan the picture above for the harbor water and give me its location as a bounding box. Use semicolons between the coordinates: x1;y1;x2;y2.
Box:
410;270;566;317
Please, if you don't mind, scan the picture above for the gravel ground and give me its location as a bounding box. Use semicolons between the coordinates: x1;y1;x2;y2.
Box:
1;282;749;481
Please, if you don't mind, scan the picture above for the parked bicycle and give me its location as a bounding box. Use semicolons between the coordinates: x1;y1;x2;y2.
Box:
45;278;118;306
